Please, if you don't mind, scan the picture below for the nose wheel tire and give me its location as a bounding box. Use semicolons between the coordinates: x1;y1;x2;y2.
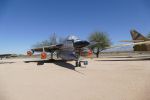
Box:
75;61;81;67
76;61;78;67
79;62;81;67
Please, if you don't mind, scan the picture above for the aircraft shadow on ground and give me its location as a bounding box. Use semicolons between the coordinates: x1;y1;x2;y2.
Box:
96;58;150;62
0;62;15;64
25;59;76;70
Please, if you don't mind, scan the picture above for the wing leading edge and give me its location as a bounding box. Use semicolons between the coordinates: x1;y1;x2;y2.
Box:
31;44;63;52
108;41;150;49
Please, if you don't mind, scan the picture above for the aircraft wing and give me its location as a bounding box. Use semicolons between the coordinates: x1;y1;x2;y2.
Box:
119;40;145;43
108;41;150;49
31;44;63;52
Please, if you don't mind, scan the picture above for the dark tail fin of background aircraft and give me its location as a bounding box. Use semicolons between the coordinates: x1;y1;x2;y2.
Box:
130;30;149;41
130;30;150;51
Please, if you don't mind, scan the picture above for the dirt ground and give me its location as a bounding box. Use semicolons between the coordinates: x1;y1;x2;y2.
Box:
0;57;150;100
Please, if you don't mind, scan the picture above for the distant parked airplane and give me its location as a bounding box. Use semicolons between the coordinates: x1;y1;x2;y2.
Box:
0;54;13;60
120;30;150;51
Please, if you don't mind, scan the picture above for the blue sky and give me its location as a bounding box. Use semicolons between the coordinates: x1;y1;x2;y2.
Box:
0;0;150;54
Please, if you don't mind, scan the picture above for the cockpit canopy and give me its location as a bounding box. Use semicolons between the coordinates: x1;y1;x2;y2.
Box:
66;35;81;42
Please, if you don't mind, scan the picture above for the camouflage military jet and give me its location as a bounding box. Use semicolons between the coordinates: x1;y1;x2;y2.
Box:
119;30;150;51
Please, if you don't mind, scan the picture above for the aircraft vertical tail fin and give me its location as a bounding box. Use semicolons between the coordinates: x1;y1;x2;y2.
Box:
130;30;148;41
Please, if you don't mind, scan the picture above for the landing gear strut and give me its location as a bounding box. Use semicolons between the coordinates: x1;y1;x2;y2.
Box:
75;61;88;67
76;61;81;67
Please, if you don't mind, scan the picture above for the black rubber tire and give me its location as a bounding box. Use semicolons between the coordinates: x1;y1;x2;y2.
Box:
79;62;81;67
76;62;78;67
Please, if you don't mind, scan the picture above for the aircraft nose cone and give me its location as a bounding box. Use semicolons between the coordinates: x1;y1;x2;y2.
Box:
84;41;90;46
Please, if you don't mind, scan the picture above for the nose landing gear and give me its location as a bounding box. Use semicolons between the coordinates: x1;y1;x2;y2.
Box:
75;61;88;67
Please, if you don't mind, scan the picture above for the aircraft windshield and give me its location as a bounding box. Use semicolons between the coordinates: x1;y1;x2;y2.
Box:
66;35;80;42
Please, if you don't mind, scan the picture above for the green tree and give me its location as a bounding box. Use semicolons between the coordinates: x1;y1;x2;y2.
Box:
147;33;150;38
33;33;57;48
58;37;65;43
88;32;111;58
33;40;51;48
49;33;57;45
